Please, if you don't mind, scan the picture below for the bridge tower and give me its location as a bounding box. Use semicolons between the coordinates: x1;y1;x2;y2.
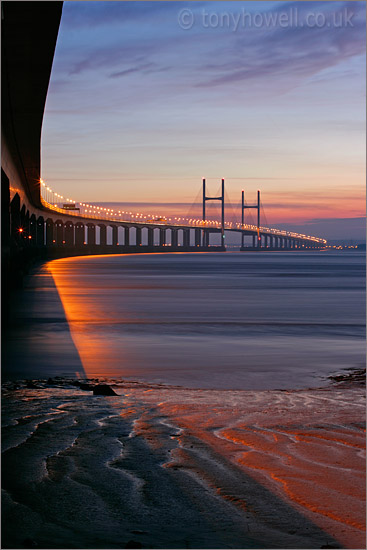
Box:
241;189;261;249
202;178;225;248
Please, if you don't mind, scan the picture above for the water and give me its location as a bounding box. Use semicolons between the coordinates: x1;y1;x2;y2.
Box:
4;251;365;390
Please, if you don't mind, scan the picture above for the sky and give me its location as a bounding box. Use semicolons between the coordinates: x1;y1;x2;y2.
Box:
41;1;366;239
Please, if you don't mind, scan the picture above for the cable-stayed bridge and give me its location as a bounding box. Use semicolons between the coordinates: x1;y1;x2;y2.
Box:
8;177;326;254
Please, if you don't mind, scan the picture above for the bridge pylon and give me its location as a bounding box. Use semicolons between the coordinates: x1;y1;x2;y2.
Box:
202;178;225;248
241;189;261;249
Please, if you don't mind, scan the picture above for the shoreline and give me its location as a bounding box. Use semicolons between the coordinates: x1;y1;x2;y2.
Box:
2;375;365;550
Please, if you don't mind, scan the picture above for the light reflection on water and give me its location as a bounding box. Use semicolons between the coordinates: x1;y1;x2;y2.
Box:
44;251;365;390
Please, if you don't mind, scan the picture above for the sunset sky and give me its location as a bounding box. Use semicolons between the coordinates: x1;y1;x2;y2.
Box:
41;1;366;237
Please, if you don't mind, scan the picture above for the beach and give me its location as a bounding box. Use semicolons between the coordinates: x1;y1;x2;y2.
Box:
2;377;365;549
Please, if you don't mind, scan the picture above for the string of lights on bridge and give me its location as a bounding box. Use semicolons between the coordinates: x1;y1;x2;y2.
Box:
40;180;327;244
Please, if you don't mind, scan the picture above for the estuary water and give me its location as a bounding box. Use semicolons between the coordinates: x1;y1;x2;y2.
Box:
4;251;365;390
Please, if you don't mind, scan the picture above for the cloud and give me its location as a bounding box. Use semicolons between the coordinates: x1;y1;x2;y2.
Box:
62;1;192;29
305;216;366;224
196;1;366;89
109;63;154;79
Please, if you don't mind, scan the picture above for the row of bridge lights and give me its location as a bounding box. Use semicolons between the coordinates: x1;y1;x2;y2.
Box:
40;179;326;244
40;179;225;227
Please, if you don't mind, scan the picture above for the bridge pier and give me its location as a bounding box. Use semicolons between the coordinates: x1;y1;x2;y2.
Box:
171;229;178;247
75;222;85;246
10;195;21;244
29;214;37;245
195;228;201;247
36;216;45;246
55;220;63;245
159;228;166;246
23;211;30;245
183;229;190;248
87;223;96;246
147;227;154;247
99;224;107;246
136;227;141;246
65;221;74;246
124;226;129;246
112;225;118;246
45;219;54;246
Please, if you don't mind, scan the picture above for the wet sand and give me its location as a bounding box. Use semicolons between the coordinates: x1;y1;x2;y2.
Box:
2;378;365;549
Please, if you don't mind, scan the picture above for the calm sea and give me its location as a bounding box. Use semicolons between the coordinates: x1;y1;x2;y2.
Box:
4;251;365;390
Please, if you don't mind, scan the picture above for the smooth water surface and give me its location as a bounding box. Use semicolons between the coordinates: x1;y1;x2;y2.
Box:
4;251;365;389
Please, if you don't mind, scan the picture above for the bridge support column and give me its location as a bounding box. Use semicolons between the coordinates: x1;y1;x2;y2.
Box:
203;229;210;247
10;194;21;243
269;235;273;249
75;223;85;246
36;216;45;246
55;221;63;245
87;224;96;245
24;211;30;245
252;235;256;248
65;222;74;246
171;229;178;247
112;225;118;246
195;228;201;247
136;227;142;246
29;214;36;245
46;219;54;246
147;228;154;247
99;224;107;246
19;206;26;241
124;227;129;246
159;228;166;246
183;229;190;248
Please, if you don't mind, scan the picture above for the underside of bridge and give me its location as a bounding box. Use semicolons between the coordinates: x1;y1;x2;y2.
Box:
1;1;63;317
2;1;63;208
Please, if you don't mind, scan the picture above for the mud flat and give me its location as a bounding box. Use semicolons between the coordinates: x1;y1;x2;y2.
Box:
2;378;365;549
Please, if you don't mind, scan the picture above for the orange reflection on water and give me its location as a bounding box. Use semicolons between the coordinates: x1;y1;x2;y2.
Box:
47;256;131;378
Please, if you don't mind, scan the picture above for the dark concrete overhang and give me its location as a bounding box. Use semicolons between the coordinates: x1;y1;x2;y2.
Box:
2;1;63;208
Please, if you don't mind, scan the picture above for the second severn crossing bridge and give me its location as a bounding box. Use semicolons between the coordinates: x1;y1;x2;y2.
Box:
10;177;327;255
